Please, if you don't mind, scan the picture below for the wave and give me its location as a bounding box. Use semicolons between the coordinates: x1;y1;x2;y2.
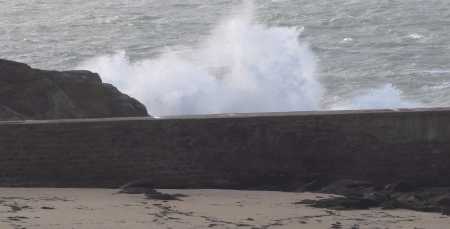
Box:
78;0;419;116
331;84;420;110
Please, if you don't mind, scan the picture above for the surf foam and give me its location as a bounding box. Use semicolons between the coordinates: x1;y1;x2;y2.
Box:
78;0;419;116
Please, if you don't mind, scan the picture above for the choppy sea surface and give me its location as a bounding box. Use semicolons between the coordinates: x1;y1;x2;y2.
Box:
1;0;450;115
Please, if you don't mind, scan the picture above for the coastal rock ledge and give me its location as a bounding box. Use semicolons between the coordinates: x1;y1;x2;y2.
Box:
0;59;148;120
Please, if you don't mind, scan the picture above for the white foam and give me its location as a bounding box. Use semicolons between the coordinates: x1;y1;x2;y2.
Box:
340;37;354;43
331;84;420;110
424;70;450;74
408;33;424;40
78;0;420;115
78;0;323;116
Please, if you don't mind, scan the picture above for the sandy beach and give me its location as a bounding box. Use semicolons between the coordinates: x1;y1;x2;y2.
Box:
0;188;449;229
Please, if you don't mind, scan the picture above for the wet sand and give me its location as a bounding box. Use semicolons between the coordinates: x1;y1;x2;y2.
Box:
0;188;449;229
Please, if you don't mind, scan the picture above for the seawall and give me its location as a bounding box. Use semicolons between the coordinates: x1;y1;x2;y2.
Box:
1;108;450;188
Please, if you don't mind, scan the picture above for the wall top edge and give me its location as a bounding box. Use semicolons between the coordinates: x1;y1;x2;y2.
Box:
0;107;448;125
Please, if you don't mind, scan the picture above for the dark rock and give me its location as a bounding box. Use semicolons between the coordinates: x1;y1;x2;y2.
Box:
362;192;387;202
443;208;450;215
297;179;450;215
435;194;450;206
119;180;187;200
301;196;380;210
384;181;417;193
145;190;188;201
299;178;331;192
119;179;155;194
319;179;375;197
0;59;148;120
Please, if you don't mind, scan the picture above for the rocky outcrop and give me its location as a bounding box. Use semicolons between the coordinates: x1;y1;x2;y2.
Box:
0;59;148;120
296;179;450;215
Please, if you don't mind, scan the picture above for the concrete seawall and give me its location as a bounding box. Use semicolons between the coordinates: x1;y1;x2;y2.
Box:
1;108;450;188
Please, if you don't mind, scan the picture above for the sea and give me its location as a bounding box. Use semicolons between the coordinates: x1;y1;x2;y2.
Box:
1;0;450;116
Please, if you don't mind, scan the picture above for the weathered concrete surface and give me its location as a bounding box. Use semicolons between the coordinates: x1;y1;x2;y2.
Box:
0;108;450;188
